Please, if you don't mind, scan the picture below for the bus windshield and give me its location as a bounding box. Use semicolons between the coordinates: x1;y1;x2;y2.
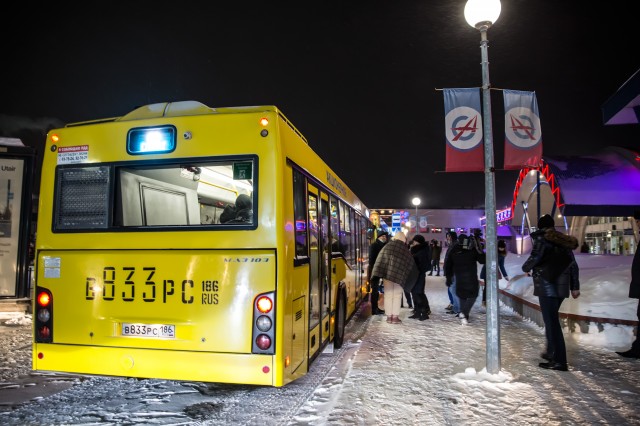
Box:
54;158;256;230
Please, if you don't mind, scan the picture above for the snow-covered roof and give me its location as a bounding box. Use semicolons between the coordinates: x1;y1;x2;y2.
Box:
545;146;640;216
511;146;640;221
0;137;25;147
602;67;640;125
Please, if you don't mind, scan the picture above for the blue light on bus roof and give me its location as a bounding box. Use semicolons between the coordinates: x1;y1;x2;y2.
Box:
127;126;177;155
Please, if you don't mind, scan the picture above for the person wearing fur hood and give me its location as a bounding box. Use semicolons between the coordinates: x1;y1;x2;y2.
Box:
371;231;415;324
522;214;580;372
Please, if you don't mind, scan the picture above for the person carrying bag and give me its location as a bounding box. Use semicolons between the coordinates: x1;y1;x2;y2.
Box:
371;231;415;324
522;214;580;372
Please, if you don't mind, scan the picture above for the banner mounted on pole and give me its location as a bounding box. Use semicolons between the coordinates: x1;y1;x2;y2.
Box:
503;90;543;170
443;88;484;172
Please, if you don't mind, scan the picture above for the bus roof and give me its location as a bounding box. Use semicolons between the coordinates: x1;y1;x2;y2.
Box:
65;101;282;126
64;101;309;146
118;102;282;121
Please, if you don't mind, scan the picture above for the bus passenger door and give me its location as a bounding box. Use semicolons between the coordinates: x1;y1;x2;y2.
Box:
329;196;346;317
307;187;321;355
307;185;331;353
319;193;331;344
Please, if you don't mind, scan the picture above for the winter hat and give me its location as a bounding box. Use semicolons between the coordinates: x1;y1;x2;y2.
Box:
393;231;407;243
412;234;426;244
537;214;554;229
377;231;389;239
235;194;252;210
447;231;458;241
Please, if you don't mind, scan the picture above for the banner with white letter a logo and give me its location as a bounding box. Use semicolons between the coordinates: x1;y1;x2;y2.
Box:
443;88;484;172
503;90;543;170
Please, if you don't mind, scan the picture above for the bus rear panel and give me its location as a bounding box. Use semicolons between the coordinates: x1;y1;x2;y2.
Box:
35;249;277;385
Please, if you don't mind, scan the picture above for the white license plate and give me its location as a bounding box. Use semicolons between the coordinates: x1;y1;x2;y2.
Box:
121;323;176;339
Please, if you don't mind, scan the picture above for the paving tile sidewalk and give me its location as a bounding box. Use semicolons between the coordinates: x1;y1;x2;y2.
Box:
297;276;640;425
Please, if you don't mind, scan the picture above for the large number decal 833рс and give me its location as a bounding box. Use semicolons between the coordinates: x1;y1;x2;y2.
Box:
85;266;220;305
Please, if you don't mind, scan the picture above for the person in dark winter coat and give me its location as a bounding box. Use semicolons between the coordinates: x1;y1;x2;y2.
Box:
371;231;415;324
616;209;640;359
481;239;510;307
522;214;580;371
444;234;485;325
408;234;431;321
428;240;442;276
219;203;237;223
497;239;509;281
367;231;389;315
443;231;460;315
221;194;253;223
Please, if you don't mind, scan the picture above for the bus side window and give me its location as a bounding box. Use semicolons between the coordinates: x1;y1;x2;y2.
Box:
293;169;308;258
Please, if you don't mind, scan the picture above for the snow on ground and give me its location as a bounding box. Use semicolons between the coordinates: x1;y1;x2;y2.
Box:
0;253;638;425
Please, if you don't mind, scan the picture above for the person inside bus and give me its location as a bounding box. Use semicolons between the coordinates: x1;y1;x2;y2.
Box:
226;194;253;223
219;202;237;223
220;194;252;224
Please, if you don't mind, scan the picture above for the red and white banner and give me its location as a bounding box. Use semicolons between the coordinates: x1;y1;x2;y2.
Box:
443;88;484;172
418;216;428;233
503;90;543;170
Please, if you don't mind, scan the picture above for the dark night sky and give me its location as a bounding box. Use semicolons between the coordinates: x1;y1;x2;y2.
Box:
1;1;638;211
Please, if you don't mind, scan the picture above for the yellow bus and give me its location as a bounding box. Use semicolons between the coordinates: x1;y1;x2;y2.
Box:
32;101;374;387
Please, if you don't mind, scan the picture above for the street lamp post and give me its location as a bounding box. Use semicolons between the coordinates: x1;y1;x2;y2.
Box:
412;197;421;237
464;0;501;374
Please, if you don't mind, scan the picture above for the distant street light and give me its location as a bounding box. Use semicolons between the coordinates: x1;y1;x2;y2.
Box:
464;0;501;374
412;197;421;236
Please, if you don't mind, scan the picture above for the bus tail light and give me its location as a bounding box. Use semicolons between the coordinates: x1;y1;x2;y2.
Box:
252;292;275;354
35;287;53;343
259;117;269;137
255;334;271;350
